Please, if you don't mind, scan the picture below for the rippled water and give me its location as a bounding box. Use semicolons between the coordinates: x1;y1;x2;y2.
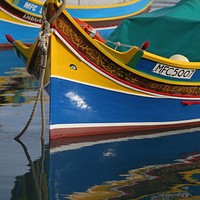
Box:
0;49;49;199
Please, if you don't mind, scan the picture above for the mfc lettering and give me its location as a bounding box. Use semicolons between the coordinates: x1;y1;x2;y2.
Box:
152;63;195;79
23;2;37;12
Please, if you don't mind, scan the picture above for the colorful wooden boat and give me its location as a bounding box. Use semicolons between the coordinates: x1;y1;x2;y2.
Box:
7;0;200;140
0;0;153;44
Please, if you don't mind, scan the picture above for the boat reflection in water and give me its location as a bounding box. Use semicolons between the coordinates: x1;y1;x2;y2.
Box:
11;129;200;199
0;49;39;106
11;139;49;200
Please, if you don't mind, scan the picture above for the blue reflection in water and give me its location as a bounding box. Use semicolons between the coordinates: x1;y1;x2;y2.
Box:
48;130;200;199
0;49;25;76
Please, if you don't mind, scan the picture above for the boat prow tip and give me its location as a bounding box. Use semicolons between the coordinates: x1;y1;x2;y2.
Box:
5;34;14;44
140;41;150;50
5;35;37;67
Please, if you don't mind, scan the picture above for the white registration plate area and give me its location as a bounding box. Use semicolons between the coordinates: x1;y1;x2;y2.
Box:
152;63;196;79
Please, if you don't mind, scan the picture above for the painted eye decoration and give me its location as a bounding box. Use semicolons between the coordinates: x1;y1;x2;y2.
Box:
70;64;77;70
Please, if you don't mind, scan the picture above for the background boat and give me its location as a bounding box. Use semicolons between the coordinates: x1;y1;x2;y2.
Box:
0;0;153;45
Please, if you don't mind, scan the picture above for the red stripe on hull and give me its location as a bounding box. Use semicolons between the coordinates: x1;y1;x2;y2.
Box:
0;43;32;50
50;121;200;141
0;43;13;50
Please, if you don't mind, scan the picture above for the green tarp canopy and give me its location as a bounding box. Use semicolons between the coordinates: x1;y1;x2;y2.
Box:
107;0;200;62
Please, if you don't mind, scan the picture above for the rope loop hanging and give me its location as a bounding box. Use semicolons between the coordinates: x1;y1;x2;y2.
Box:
42;0;66;24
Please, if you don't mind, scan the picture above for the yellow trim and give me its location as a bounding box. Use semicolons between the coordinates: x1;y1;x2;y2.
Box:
13;39;38;71
27;0;44;6
0;11;39;26
144;51;200;69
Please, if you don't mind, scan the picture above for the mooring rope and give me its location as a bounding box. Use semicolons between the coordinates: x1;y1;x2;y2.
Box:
14;22;50;140
14;0;66;140
40;90;45;140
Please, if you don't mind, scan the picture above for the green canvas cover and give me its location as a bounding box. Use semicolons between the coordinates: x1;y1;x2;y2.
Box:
107;0;200;62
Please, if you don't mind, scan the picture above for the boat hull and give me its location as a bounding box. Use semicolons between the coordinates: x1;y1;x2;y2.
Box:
48;77;200;140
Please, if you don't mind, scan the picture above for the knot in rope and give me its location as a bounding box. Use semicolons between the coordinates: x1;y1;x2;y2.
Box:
38;21;51;54
114;41;121;47
105;39;133;50
38;21;51;70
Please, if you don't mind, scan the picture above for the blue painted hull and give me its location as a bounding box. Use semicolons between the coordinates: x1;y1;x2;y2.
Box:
0;20;39;44
49;77;200;132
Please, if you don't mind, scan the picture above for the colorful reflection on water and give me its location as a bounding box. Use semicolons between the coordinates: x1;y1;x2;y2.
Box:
0;49;44;106
10;131;200;200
